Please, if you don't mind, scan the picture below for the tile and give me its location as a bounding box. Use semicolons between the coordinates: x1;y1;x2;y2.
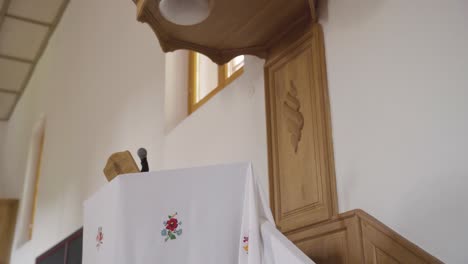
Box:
8;0;64;23
0;92;16;120
0;58;31;92
0;17;49;60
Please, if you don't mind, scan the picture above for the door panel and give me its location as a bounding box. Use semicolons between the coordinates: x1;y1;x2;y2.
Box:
265;23;338;233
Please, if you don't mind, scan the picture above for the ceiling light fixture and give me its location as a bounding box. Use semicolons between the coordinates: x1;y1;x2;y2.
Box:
159;0;212;26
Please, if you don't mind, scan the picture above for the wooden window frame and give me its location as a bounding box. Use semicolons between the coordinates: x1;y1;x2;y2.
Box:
188;51;244;114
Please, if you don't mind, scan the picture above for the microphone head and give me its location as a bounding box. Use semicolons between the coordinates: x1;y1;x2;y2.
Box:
137;148;147;159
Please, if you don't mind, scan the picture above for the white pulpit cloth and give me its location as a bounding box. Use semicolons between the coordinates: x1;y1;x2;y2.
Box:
83;163;315;264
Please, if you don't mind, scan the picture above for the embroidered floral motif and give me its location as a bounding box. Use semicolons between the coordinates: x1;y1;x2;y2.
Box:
96;227;104;250
161;212;182;242
242;236;249;254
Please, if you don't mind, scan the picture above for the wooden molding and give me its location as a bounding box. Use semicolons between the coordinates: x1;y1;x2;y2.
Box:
265;23;338;233
188;51;198;114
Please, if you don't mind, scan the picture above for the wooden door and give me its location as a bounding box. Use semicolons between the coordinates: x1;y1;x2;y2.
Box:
0;199;19;264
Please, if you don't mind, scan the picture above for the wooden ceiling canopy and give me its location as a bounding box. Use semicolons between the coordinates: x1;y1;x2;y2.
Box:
133;0;317;64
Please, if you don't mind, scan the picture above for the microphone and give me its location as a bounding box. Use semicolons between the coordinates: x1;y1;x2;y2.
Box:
137;148;149;172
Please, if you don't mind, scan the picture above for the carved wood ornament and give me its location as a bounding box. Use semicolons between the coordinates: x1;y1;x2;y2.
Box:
283;80;304;153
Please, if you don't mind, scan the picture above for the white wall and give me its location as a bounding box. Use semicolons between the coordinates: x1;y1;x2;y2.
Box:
164;51;188;132
322;0;468;263
197;53;219;98
3;0;166;262
163;56;269;195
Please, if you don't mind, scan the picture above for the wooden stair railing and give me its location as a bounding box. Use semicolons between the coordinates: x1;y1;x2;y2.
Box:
287;209;442;264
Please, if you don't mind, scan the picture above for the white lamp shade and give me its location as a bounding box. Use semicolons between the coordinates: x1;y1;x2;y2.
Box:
159;0;211;26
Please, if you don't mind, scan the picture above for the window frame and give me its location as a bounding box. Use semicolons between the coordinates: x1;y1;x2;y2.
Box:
188;51;244;114
36;228;83;264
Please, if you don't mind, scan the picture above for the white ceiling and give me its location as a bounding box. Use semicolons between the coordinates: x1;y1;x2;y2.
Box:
0;0;69;121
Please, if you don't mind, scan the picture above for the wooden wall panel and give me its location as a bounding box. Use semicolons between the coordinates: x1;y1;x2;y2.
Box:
286;210;443;264
265;23;337;233
287;212;364;264
0;199;19;264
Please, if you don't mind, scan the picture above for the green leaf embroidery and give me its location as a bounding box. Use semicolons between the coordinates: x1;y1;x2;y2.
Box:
168;215;171;219
169;233;176;240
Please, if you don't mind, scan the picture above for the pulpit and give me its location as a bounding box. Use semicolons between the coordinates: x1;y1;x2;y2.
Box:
83;163;315;264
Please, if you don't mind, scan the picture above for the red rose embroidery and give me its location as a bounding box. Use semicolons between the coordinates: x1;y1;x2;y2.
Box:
162;212;182;242
96;227;104;250
166;218;178;231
